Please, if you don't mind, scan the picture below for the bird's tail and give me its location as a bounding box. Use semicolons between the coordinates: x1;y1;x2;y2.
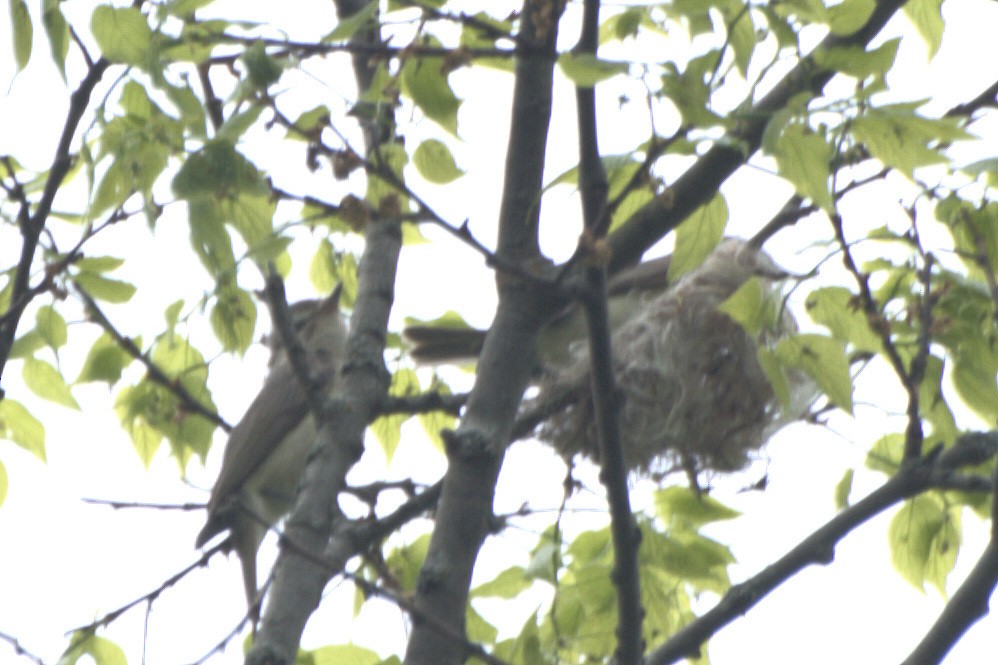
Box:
403;325;487;364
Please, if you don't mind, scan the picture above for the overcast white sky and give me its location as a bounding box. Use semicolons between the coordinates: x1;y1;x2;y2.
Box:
2;1;998;664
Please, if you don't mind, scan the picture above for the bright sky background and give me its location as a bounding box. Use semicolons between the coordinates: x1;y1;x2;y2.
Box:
2;1;998;664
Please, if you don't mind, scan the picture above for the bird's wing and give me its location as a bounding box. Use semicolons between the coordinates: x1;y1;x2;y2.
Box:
207;362;317;514
606;255;672;297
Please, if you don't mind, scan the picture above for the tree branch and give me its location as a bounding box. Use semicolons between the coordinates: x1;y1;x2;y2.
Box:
248;216;401;662
573;0;643;662
76;288;231;432
605;0;910;270
645;432;998;665
403;1;564;663
0;57;110;385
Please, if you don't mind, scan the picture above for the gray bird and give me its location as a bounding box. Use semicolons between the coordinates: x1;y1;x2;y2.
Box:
541;238;813;476
196;284;347;625
403;254;673;368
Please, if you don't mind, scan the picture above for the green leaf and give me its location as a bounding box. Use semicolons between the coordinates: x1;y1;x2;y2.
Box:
9;0;32;70
459;12;515;71
642;526;734;585
599;7;643;43
804;286;882;353
526;531;558;583
242;40;283;89
773;124;833;211
718;277;765;335
889;495;960;593
384;533;430;593
247;234;293;271
417;376;455;452
9;330;45;359
90;5;152;66
827;0;875;35
413;139;465;184
285;105;330;141
952;346;998;425
0;459;7;507
59;632;127;665
0;398;46;461
776;333;854;413
851;103;972;179
723;4;756;76
400;37;462;134
668;194;727;280
23;357;80;409
35;305;67;349
960;157;998;187
472;566;532;599
42;0;68;78
211;285;256;353
814;39;899;80
226;191;276;248
865;432;904;475
308;644;381;665
215;105;264;143
904;0;944;57
558;53;628;87
76;332;134;384
466;603;498;645
75;256;125;272
116;337;217;465
164;300;184;329
74;272;137;303
371;368;419;461
493;617;542;665
172;141;268;199
113;403;163;467
654;486;740;529
834;468;853;509
163;80;206;136
404;310;471;330
672;0;716;34
310;240;359;308
186;200;236;278
920;354;957;445
660;50;724;128
757;346;791;410
759;5;798;48
323;0;378;41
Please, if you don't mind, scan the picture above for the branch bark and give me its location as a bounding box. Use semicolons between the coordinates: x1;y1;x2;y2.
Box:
402;2;564;663
573;0;643;661
247;216;401;662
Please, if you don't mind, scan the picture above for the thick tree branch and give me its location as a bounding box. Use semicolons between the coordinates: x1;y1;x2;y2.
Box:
403;2;564;664
605;0;909;270
248;216;401;662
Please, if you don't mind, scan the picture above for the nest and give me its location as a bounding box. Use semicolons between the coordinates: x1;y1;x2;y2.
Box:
538;239;810;477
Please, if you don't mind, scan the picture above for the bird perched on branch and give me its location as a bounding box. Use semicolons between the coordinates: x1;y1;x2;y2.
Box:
541;238;813;477
404;254;673;368
196;285;347;626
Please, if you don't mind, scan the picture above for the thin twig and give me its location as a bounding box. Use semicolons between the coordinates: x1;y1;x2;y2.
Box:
76;288;231;432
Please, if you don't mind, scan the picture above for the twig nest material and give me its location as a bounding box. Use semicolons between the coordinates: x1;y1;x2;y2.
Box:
539;238;812;475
